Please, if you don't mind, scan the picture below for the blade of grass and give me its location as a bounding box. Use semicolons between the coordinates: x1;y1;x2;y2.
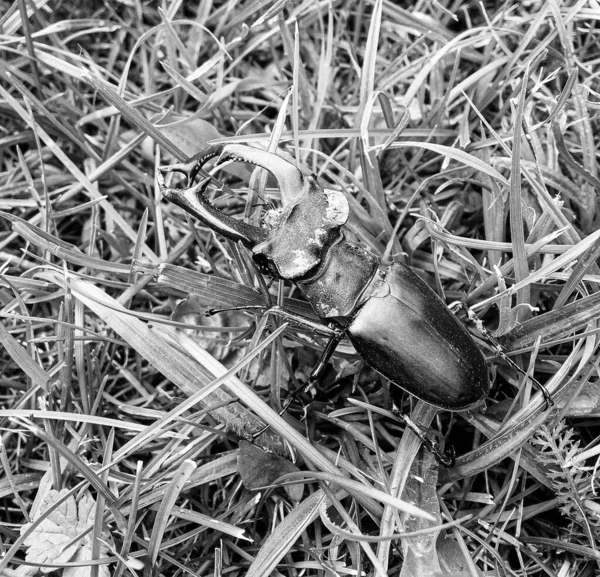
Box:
0;83;158;260
388;141;509;187
145;459;197;576
0;324;50;391
246;489;325;577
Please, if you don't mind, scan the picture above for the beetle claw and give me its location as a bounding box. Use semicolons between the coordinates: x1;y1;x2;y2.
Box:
419;434;455;467
158;172;212;206
187;175;212;196
439;445;456;468
157;157;197;181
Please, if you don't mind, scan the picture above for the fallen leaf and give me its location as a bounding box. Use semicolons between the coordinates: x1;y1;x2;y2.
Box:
238;441;304;502
21;490;109;577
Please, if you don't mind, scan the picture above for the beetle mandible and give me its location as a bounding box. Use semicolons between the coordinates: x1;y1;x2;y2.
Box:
157;144;490;437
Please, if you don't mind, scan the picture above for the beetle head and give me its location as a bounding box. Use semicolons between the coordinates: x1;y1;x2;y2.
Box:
158;144;349;279
254;175;349;279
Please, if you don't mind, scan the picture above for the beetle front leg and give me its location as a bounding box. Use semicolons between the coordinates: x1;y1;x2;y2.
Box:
207;304;341;338
211;303;345;390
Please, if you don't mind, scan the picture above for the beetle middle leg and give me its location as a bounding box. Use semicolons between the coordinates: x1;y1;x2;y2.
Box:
246;327;346;437
207;304;345;434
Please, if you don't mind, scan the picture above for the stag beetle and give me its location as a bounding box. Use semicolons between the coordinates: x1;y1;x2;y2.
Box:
157;144;490;461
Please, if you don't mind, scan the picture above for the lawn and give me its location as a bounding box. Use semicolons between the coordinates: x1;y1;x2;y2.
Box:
1;1;600;576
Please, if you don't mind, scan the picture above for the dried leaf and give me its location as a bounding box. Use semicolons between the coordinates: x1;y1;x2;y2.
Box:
21;490;109;577
238;440;303;502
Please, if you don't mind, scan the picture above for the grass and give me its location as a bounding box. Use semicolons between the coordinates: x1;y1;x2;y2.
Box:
1;0;600;575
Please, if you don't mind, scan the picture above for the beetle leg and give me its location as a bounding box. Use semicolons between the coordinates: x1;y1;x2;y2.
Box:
207;304;342;384
251;329;345;439
206;305;265;317
209;304;346;402
494;352;553;409
207;302;346;437
488;345;553;409
210;303;345;438
303;330;345;394
453;301;553;410
394;412;456;467
208;304;340;338
263;306;341;338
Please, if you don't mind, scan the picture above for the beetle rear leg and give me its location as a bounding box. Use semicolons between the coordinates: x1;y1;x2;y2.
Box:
451;300;553;410
393;411;456;467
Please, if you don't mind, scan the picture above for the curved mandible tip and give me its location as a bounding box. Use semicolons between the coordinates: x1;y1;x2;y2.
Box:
156;150;269;248
214;144;306;206
157;144;233;186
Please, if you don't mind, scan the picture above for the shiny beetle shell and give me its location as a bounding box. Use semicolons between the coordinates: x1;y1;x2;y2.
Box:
347;262;489;410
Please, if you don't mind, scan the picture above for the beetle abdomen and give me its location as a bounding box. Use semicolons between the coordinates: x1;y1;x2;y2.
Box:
347;262;489;411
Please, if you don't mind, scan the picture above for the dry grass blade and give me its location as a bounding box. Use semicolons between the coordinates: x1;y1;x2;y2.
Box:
80;73;185;162
377;402;437;570
388;141;509;186
246;490;325;577
509;65;531;323
272;471;435;520
0;409;187;436
0;323;50;391
145;459;197;574
167;506;250;541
